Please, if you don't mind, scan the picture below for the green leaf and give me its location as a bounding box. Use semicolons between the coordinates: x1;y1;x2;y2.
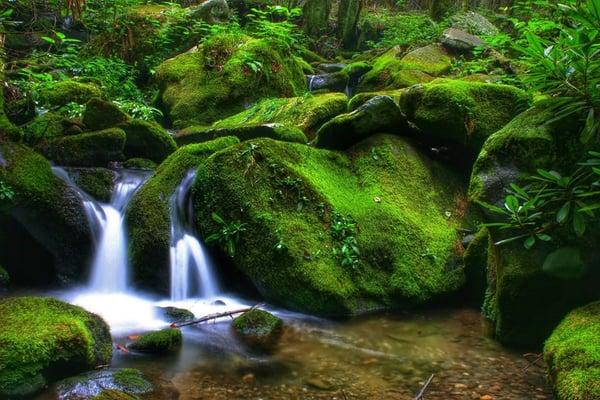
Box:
573;211;586;236
556;202;571;223
542;247;586;280
211;212;225;225
524;236;536;249
537;233;552;242
505;195;520;212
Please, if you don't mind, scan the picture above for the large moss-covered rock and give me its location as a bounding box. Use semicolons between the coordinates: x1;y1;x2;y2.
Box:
65;167;117;203
193;134;467;316
348;89;405;111
128;137;240;291
23;112;83;145
128;328;182;353
211;93;348;138
0;296;112;397
118;119;177;163
232;309;283;353
0;143;93;283
83;98;130;131
155;33;306;128
471;107;600;347
175;124;306;146
315;96;409;150
37;128;126;167
39;80;103;108
544;302;600;400
357;44;451;92
400;79;530;155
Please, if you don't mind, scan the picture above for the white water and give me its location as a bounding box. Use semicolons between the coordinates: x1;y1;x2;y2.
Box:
170;170;218;300
51;168;248;335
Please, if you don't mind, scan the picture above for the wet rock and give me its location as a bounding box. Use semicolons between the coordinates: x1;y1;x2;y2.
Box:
83;98;130;131
305;375;335;390
0;297;112;398
118;119;177;163
128;328;183;353
64;167;117;203
56;368;153;400
158;306;195;323
212;300;227;306
175;124;306;147
308;72;349;93
315;95;408;150
441;28;486;54
232;309;283;353
189;0;230;24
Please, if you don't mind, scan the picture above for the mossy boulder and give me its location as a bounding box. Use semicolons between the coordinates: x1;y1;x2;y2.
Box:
157;306;195;323
232;309;283;353
315;96;409;150
308;71;349;93
118;119;177;163
37;128;126;167
123;158;158;170
449;11;499;36
544;302;600;400
23;112;83;145
65;167;117;203
211;93;348;138
400;79;530;155
0;61;21;140
348;89;405;111
0;142;93;283
127;137;240;292
0;296;112;397
175;124;306;146
83;98;130;131
128;328;182;353
357;44;451;92
471;108;600;347
39;80;103;108
56;368;152;399
193;134;467;316
155;33;306;128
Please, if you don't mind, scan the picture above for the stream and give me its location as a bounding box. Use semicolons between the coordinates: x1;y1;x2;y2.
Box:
26;168;553;399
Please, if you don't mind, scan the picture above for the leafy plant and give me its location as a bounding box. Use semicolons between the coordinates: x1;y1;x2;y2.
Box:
331;211;360;269
246;6;305;50
205;213;248;258
515;0;600;143
478;151;600;249
0;181;15;202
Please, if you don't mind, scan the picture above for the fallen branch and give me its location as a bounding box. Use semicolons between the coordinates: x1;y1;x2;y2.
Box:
413;374;434;400
171;303;265;328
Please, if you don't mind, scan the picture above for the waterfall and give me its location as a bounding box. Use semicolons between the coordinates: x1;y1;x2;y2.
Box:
88;171;147;292
170;170;218;300
308;75;316;92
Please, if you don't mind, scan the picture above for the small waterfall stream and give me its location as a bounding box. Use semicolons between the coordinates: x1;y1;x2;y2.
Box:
170;170;218;300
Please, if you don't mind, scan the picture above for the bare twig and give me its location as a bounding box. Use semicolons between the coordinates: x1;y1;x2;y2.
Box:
413;374;435;400
522;353;543;373
171;303;265;328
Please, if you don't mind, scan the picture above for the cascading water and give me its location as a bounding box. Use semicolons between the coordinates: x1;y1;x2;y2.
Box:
170;170;218;300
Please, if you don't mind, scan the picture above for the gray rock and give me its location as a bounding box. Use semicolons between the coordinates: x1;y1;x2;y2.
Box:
307;71;349;92
189;0;230;24
56;368;153;400
450;11;499;36
441;28;486;54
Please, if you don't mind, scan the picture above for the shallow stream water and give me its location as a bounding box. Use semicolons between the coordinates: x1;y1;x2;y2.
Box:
34;304;552;400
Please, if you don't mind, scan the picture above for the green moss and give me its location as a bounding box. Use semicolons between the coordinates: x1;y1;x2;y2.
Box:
400;79;530;155
0;61;22;141
128;328;182;353
176;124;306;146
232;309;283;352
23;112;81;145
193;134;466;315
123;158;158;170
39;80;103;108
83;98;130;131
37;128;126;167
0;142;93;281
127;136;240;291
211;93;348;138
0;266;9;288
462;228;488;304
544;302;600;400
111;368;153;393
118;119;177;163
0;296;112;397
158;306;195;323
357;44;451;92
155;33;307;128
315;95;409;150
66;167;116;203
348;89;405;111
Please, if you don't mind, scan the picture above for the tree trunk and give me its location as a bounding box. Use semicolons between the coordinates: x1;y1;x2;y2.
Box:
303;0;332;37
338;0;363;50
